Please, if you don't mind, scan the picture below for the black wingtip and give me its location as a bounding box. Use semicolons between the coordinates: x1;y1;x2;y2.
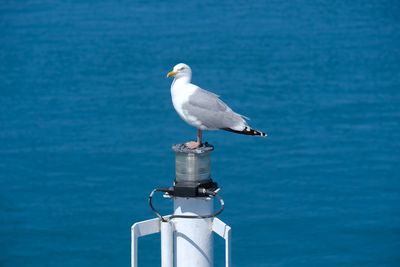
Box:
223;127;267;137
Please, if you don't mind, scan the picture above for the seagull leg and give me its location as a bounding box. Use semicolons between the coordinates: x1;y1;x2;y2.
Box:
197;129;202;146
185;129;203;149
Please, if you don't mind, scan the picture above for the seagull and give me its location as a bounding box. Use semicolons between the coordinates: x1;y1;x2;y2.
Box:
167;63;267;149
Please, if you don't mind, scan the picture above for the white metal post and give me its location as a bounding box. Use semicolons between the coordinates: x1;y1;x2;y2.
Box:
131;216;232;267
173;197;214;267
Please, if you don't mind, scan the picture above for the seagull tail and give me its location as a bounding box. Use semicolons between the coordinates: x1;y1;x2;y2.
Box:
223;127;267;137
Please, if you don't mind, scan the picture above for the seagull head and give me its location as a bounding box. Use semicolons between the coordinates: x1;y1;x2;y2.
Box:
167;63;192;80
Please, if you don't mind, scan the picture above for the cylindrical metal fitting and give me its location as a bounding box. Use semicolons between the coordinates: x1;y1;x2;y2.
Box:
172;144;214;183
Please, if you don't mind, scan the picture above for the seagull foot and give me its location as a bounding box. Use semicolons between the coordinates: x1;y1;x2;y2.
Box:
185;141;201;149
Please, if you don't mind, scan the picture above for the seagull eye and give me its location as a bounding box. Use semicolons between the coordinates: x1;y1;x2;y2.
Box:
179;67;185;70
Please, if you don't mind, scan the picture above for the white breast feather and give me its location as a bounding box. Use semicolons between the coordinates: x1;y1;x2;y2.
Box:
171;82;202;128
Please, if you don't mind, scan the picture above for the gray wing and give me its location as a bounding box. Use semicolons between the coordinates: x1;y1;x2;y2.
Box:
182;88;248;130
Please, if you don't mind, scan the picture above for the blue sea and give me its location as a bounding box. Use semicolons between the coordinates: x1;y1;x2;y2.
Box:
1;1;399;266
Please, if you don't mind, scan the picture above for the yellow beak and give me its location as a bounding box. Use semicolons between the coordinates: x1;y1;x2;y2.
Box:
167;71;176;78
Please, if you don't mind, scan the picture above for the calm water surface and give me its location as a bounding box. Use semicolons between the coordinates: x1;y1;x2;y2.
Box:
1;1;399;266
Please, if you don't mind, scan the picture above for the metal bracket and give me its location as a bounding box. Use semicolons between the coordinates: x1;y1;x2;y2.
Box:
212;218;232;267
131;217;232;267
131;218;161;267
